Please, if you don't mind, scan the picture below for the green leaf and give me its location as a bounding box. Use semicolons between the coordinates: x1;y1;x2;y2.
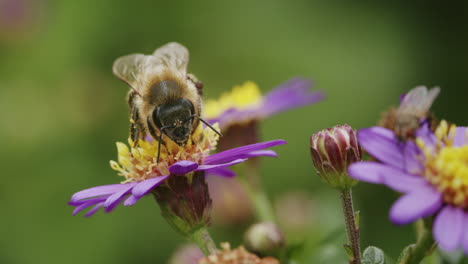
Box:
362;246;385;264
343;244;353;261
355;210;360;229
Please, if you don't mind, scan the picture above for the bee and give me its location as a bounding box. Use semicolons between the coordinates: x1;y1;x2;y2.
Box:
112;42;221;161
379;86;440;139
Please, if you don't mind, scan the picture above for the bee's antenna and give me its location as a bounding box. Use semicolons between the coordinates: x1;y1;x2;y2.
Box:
190;115;223;137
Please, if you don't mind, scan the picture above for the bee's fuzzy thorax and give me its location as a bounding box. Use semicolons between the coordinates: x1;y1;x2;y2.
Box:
138;70;197;113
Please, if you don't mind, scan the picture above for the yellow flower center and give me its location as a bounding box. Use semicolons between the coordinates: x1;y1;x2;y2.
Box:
110;124;220;183
418;121;468;208
204;81;262;119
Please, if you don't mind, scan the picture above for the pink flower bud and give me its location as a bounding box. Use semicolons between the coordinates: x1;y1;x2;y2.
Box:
310;125;361;189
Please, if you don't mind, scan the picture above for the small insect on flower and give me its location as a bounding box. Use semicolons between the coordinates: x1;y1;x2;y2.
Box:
379;86;440;140
113;42;220;162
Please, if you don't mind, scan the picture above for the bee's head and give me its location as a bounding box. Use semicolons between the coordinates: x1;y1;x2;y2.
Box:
153;98;195;145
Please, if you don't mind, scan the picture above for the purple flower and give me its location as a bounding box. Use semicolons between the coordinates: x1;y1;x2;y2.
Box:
69;123;286;217
348;121;468;253
204;78;324;130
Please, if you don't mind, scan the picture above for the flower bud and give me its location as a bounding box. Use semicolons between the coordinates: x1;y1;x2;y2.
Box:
310;124;361;189
244;222;285;255
152;171;212;235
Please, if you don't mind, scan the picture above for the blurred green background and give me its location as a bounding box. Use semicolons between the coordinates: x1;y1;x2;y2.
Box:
1;0;467;263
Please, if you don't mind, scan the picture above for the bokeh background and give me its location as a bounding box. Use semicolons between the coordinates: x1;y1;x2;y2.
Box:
1;0;467;263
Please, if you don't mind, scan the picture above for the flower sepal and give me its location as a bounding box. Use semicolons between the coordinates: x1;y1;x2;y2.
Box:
152;171;212;236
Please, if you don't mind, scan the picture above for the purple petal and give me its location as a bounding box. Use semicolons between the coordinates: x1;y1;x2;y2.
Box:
206;78;323;128
207;107;260;129
462;213;468;255
205;140;287;165
403;141;424;174
263;90;324;116
205;167;236;177
453;127;467;147
197;158;247;172
206;107;238;127
263;78;313;103
261;78;324;117
72;196;109;215
434;206;464;251
84;202;105;217
70;184;132;203
132;175;170;198
400;93;407;103
145;133;153;142
389;185;442;225
348;161;388;184
358;127;404;169
69;195;105;207
415;123;436;148
238;150;278;159
104;183;137;212
348;161;426;192
169;160;199;175
382;173;428;193
123;195;140;206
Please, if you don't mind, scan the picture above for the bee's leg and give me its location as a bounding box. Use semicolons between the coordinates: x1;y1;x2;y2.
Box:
130;107;144;147
147;116;166;162
128;92;145;147
188;73;203;96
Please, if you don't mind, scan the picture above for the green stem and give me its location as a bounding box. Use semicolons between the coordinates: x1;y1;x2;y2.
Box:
402;220;435;264
241;161;276;222
340;188;361;264
414;219;425;240
190;226;217;256
247;183;276;221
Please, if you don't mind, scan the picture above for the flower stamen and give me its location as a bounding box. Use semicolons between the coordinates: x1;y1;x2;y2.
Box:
110;123;220;183
419;121;468;208
204;82;262;119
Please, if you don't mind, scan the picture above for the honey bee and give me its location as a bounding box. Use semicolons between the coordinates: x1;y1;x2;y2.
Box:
112;42;221;161
379;86;440;139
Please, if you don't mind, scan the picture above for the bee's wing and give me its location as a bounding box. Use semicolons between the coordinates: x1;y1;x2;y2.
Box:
398;86;440;116
152;42;189;73
112;54;147;90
